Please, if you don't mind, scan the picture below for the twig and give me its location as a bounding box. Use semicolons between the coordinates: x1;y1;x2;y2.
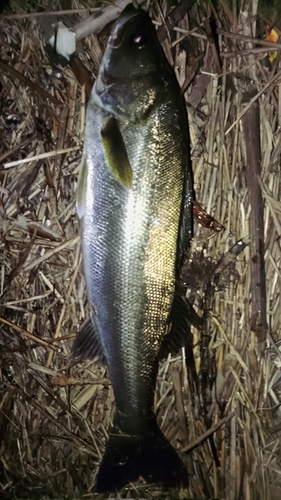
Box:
0;59;63;107
0;317;58;350
4;146;81;169
217;29;281;50
181;411;236;452
0;8;99;20
225;70;281;135
23;235;80;271
241;93;267;343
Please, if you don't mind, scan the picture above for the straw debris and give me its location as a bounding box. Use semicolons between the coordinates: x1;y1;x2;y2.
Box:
1;1;281;498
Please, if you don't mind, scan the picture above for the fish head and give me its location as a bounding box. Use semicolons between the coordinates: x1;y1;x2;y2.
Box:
106;5;163;77
93;5;172;122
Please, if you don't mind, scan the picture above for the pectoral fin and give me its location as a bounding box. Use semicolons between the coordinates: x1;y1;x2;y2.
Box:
101;116;132;187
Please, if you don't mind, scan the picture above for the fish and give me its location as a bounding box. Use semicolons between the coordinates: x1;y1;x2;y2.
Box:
72;4;193;492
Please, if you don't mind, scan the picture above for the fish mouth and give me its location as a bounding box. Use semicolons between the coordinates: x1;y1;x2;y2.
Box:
108;4;146;49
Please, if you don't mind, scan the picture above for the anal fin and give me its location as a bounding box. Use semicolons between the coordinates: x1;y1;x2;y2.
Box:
158;283;202;361
71;314;107;364
159;284;200;413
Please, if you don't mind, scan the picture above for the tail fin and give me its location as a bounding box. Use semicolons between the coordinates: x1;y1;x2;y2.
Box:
96;422;188;492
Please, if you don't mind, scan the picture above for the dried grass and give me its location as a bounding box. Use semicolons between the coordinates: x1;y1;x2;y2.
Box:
0;0;281;499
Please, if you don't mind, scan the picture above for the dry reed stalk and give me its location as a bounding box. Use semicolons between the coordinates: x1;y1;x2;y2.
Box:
241;95;267;342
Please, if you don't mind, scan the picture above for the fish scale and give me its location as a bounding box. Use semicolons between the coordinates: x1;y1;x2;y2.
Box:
84;103;184;419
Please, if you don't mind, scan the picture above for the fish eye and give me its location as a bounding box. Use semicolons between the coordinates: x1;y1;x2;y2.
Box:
130;32;148;47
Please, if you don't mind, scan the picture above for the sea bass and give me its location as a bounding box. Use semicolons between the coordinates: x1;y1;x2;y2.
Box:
72;4;193;492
